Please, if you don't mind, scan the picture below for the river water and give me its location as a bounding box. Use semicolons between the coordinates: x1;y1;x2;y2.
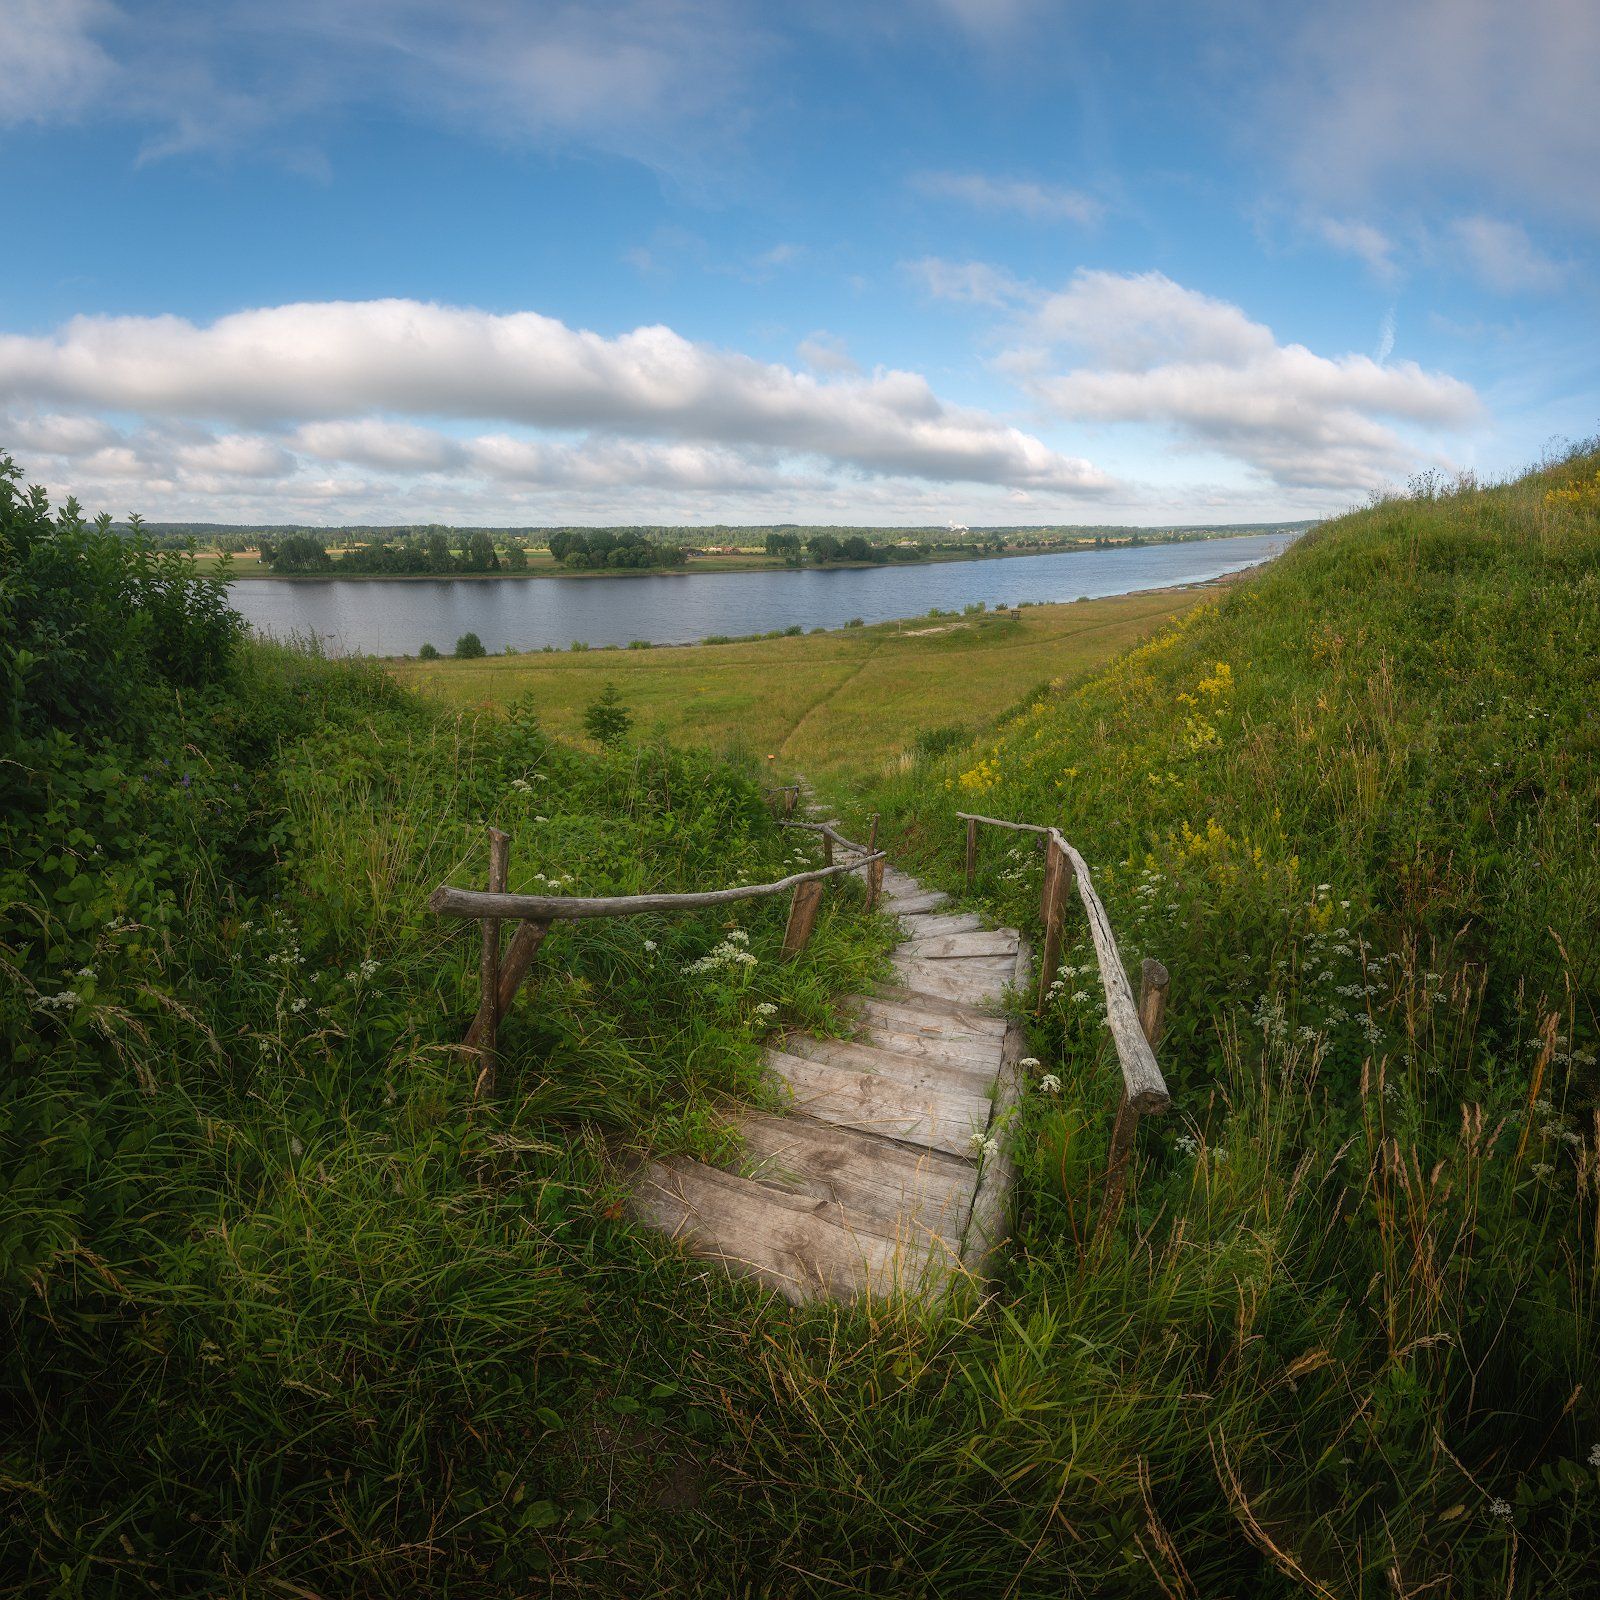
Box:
226;532;1294;656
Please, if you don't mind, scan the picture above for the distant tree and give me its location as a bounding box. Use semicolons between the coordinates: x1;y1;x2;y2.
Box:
503;542;528;571
418;641;441;660
261;533;332;572
840;534;872;561
765;531;802;559
582;681;632;747
464;530;500;571
807;533;841;563
454;632;487;659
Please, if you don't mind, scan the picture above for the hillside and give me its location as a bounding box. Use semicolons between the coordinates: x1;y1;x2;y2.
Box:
3;447;1597;1596
395;587;1207;779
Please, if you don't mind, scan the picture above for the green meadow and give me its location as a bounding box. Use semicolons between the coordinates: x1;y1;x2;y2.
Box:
3;447;1598;1595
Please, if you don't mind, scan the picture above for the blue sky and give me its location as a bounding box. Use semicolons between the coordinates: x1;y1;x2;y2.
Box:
1;0;1595;526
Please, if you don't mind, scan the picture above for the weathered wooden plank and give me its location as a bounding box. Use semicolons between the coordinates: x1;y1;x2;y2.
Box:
891;956;1017;1003
856;1025;1005;1072
632;1157;954;1304
882;891;950;915
868;988;1008;1032
766;1051;990;1158
781;1033;998;1099
896;911;985;936
960;937;1030;1279
1053;833;1171;1113
736;1110;976;1244
898;930;1021;961
430;851;884;923
781;878;824;957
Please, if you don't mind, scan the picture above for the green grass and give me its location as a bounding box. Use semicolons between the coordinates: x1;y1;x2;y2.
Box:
5;449;1598;1595
394;588;1206;781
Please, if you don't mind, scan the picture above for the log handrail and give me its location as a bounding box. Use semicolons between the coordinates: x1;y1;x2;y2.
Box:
778;818;874;858
429;852;884;923
955;810;1171;1116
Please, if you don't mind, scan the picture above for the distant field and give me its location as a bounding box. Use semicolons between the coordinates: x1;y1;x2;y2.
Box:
391;587;1207;778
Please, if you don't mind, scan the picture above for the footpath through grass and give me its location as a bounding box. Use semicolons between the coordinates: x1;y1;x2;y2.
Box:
4;446;1598;1596
394;587;1204;781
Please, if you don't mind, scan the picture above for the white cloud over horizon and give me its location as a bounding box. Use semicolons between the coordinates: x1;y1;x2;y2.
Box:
911;171;1102;225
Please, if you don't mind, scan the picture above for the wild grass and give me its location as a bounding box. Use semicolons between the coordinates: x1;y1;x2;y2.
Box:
392;588;1203;780
4;449;1598;1595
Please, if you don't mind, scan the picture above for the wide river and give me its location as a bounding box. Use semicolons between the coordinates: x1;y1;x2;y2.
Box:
226;531;1294;656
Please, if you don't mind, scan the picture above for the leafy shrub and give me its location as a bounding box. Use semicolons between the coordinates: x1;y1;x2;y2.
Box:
417;641;441;660
582;681;633;747
453;631;487;659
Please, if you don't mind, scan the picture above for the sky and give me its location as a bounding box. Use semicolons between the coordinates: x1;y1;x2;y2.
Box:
0;0;1596;528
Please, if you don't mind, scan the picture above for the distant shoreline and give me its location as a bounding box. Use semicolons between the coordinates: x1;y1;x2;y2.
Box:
217;529;1292;583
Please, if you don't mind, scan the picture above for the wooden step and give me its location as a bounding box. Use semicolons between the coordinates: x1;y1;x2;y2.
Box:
857;1023;1005;1071
892;956;1017;1003
632;1156;956;1304
896;910;984;936
898;930;1020;961
857;991;1008;1038
766;1050;990;1158
735;1110;975;1245
782;1032;998;1098
883;891;949;915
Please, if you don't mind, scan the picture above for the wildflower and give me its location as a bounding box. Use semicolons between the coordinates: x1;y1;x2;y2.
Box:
1039;1073;1061;1094
1071;990;1090;1005
643;939;658;953
727;930;750;945
754;1001;778;1017
510;777;532;793
1488;1499;1512;1520
1532;1162;1553;1178
74;965;96;979
33;990;82;1012
969;1132;999;1160
1587;1444;1600;1468
290;1136;304;1158
290;997;309;1014
1018;1057;1041;1070
534;815;549;824
1174;1134;1198;1157
345;958;381;983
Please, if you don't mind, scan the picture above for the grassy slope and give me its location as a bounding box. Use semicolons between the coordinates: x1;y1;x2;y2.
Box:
393;588;1205;780
7;453;1598;1597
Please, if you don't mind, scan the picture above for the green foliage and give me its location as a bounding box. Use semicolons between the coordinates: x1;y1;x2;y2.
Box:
582;680;633;747
417;640;441;660
259;532;332;572
547;529;687;570
454;631;487;659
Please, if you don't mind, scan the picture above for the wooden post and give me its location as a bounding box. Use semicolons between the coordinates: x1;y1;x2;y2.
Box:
864;813;883;912
465;917;551;1052
783;786;797;820
782;878;825;957
964;815;978;890
1035;836;1066;1012
1099;959;1171;1230
469;827;511;1092
822;832;835;867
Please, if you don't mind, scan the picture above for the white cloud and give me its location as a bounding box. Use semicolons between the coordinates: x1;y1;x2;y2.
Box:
1374;308;1395;365
294;418;466;472
0;0;117;124
905;257;1028;307
173;433;292;477
1313;216;1401;283
1276;0;1600;226
2;1;766;172
1448;216;1570;295
1005;269;1479;491
797;332;859;375
0;297;1108;492
912;171;1101;225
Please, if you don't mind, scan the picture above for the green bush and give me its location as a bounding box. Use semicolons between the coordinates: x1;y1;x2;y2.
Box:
582;681;633;747
417;641;441;660
453;631;487;659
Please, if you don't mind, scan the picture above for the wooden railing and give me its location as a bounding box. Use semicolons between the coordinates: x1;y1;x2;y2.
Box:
429;824;884;1092
957;811;1171;1220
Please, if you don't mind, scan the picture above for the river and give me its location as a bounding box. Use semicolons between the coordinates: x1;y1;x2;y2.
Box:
225;532;1295;656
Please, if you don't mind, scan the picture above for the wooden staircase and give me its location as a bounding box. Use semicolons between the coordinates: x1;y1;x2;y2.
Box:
630;863;1027;1305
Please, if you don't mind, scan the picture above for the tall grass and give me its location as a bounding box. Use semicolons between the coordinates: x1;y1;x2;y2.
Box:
5;450;1597;1594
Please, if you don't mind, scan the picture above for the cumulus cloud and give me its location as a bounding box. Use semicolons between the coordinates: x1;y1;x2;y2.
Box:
0;297;1108;492
1448;216;1570;295
1004;269;1479;491
796;332;860;375
912;171;1101;225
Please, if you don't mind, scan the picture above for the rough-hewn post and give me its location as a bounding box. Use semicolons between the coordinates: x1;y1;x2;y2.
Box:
470;827;511;1092
782;878;825;957
964;815;978;890
783;786;797;820
1035;836;1066;1012
466;917;551;1052
823;832;835;867
1099;958;1171;1230
864;813;883;913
